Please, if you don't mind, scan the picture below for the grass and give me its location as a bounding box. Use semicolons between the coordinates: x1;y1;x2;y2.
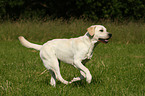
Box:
0;19;145;96
0;19;145;43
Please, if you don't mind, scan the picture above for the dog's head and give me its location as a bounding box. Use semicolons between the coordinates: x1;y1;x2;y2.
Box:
87;25;112;43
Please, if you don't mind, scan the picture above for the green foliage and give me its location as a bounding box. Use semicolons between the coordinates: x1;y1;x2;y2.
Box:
76;0;145;20
0;0;144;21
0;0;24;20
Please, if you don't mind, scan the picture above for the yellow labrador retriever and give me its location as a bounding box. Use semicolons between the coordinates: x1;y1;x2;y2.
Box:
19;25;112;87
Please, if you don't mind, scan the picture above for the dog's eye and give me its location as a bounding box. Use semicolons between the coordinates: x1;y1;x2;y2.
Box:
100;30;103;32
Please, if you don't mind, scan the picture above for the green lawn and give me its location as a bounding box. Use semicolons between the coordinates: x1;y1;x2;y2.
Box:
0;20;145;96
0;41;144;96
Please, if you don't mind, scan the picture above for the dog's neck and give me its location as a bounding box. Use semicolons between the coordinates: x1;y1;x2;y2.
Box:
86;32;94;39
84;32;100;59
85;32;100;44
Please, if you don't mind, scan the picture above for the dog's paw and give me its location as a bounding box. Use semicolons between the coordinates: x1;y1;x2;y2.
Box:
86;75;92;83
50;82;56;87
69;77;81;84
63;81;69;85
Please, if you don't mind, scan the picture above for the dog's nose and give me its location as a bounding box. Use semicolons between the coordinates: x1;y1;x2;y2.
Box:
108;33;112;38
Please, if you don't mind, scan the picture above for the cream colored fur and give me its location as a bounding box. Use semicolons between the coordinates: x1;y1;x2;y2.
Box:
19;25;111;87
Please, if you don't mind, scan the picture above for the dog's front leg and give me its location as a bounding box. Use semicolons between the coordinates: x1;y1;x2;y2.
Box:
69;70;85;83
73;60;92;83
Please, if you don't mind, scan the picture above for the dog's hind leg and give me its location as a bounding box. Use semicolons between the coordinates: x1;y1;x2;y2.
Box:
49;70;56;87
41;57;68;86
40;50;69;86
40;58;57;86
52;61;69;85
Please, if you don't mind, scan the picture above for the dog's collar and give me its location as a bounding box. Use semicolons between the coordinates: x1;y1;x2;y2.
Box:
86;32;94;39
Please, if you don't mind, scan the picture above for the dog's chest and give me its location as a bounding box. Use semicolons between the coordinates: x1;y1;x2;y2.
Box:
83;43;96;60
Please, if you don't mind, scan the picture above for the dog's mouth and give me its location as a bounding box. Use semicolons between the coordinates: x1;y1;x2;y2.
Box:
98;38;109;44
98;33;112;44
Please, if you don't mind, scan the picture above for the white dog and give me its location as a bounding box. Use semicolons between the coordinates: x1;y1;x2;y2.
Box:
19;25;112;87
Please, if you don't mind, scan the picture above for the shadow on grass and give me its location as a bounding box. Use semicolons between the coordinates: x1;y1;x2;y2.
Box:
68;78;103;87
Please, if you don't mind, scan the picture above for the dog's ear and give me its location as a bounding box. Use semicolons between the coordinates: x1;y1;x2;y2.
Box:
87;26;95;36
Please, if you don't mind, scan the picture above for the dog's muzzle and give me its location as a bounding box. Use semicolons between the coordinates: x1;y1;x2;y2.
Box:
108;33;112;39
99;33;112;44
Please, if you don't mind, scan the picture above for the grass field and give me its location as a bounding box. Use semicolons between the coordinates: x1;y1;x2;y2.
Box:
0;19;145;96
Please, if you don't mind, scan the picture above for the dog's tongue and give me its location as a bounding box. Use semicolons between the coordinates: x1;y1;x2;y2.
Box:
105;40;108;42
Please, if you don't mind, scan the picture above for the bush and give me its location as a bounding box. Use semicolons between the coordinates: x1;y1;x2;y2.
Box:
0;0;144;21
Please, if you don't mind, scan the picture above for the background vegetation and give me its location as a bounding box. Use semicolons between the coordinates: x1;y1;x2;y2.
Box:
0;19;144;44
0;0;144;21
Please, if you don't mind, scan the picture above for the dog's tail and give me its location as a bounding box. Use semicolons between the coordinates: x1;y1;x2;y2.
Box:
18;36;42;50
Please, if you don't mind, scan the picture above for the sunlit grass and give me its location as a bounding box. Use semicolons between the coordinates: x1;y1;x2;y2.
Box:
0;19;144;44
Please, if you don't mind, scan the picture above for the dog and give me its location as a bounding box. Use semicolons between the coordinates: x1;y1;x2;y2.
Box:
18;25;112;87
